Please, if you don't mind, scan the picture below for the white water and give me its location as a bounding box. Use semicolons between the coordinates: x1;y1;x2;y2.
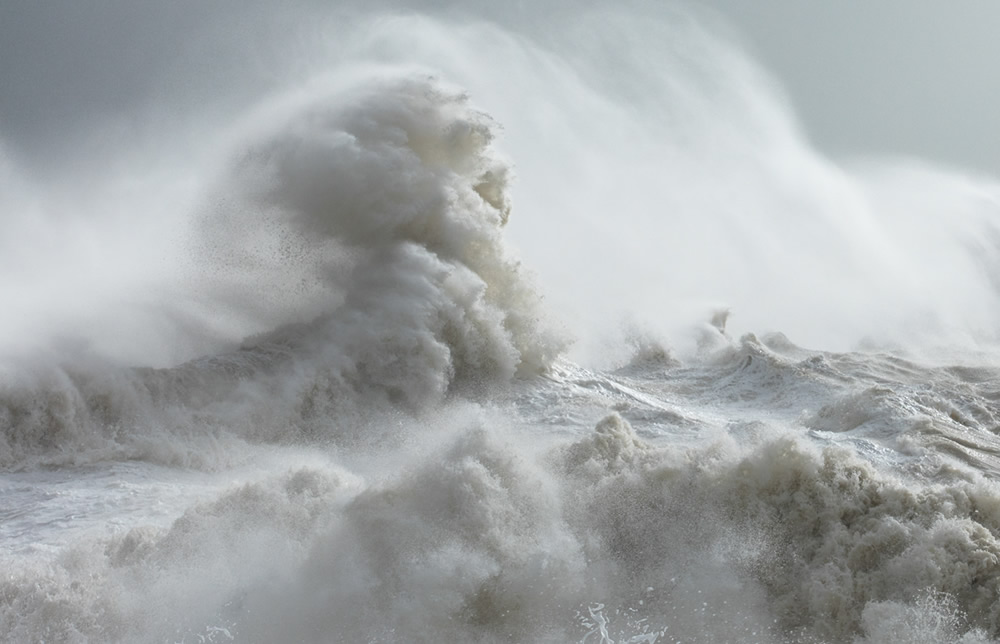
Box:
3;4;1000;643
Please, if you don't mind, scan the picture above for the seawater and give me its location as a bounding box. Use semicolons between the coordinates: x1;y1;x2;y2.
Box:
3;4;1000;643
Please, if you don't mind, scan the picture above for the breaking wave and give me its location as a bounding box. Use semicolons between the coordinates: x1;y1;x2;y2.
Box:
0;74;560;467
5;412;1000;642
4;4;1000;644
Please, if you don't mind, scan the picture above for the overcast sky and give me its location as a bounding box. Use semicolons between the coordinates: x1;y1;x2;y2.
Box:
700;0;1000;176
2;1;998;176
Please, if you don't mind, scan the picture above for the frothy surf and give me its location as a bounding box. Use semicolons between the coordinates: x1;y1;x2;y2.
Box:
3;4;1000;644
1;73;559;469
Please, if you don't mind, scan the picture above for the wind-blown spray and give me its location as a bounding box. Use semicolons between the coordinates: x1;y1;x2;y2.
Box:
4;5;1000;644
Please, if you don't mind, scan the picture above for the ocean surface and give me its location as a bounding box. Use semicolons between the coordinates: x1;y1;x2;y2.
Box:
4;5;1000;643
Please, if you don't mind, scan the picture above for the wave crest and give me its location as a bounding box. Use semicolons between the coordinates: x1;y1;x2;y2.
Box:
0;74;562;465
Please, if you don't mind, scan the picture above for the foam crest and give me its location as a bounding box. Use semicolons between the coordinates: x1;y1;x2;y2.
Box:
334;9;1000;361
5;5;1000;643
8;414;1000;642
199;73;562;387
0;73;560;465
196;71;561;384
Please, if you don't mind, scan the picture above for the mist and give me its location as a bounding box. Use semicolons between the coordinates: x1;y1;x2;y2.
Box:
2;1;1000;368
6;5;1000;643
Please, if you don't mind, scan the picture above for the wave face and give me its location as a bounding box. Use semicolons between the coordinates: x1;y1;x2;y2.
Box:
4;4;1000;643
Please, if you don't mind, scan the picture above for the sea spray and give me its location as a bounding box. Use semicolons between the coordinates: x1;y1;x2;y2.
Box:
3;4;1000;644
1;73;561;467
8;404;1000;642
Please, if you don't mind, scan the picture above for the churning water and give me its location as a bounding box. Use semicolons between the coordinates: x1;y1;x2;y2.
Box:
4;4;1000;642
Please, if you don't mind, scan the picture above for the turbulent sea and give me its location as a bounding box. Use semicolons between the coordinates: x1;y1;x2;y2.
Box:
4;5;1000;643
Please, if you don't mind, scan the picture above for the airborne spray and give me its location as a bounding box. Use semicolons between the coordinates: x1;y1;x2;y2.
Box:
3;3;1000;643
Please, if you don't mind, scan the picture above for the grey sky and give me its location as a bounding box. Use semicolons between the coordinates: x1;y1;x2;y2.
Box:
1;1;998;176
696;0;1000;176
